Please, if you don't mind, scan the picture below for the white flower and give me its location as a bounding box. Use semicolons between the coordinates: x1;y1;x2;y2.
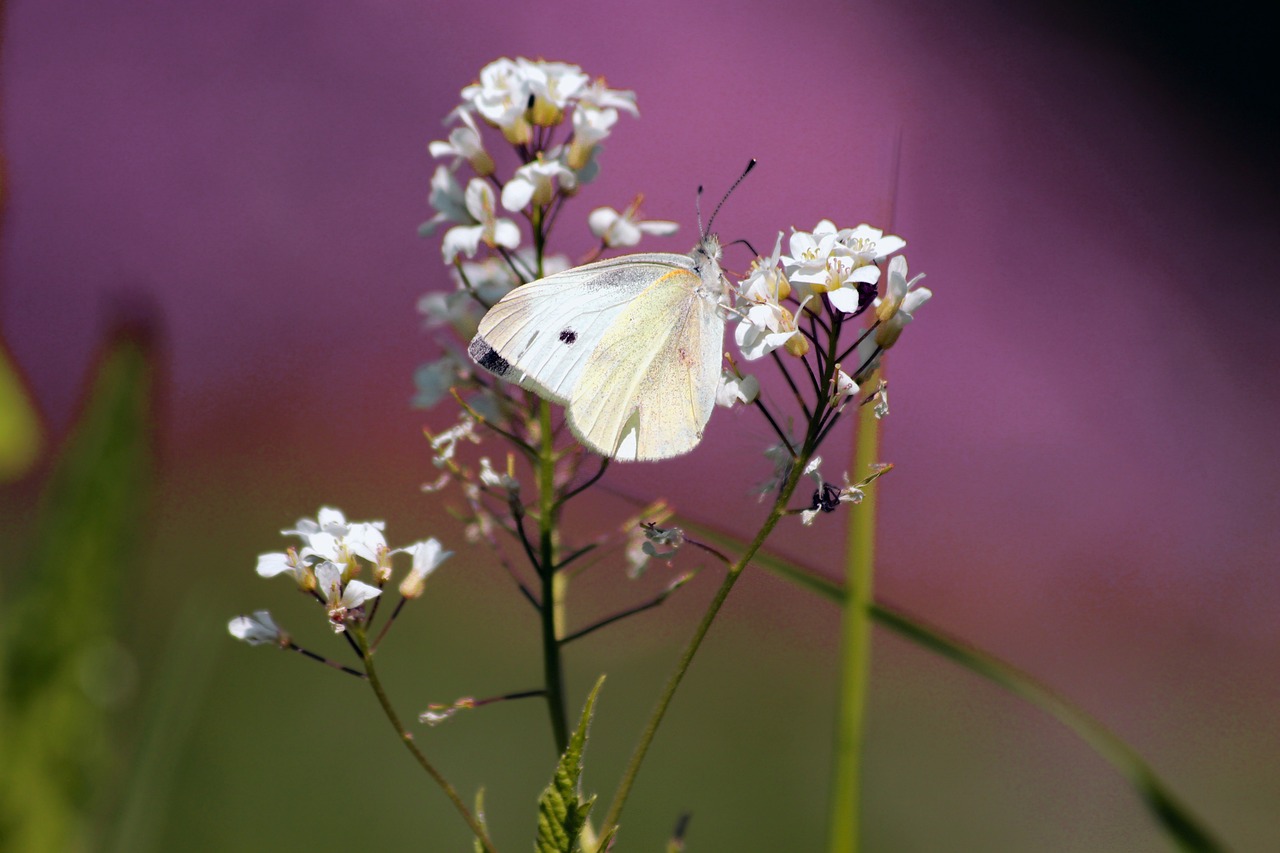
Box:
315;561;381;633
587;197;678;248
228;610;286;646
874;255;930;348
301;520;388;567
872;381;889;419
734;299;808;361
577;78;638;115
399;538;453;599
783;221;880;313
429;414;479;468
501;158;578;210
419;165;469;237
830;368;860;412
840;223;905;263
443;179;521;263
520;58;589;125
478;456;519;491
282;506;353;540
738;233;790;303
255;548;311;587
461;57;533;143
641;523;684;562
428;109;494;176
715;368;759;408
568;106;618;169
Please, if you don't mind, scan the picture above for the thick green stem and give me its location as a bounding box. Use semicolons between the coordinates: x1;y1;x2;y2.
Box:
357;633;496;853
826;369;881;853
538;399;570;755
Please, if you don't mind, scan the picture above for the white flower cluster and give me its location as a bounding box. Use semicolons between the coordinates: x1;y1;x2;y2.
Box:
422;57;639;266
719;219;929;414
229;508;453;641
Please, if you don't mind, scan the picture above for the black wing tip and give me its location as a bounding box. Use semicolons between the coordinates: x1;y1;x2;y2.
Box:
468;336;511;377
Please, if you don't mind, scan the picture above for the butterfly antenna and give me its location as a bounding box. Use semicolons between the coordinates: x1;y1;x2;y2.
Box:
695;184;706;237
705;158;757;234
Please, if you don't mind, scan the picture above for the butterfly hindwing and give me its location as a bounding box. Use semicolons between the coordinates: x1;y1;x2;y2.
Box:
567;269;724;461
468;253;690;403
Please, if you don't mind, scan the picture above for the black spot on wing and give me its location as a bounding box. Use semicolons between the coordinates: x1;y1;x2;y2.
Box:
468;336;511;376
559;329;578;345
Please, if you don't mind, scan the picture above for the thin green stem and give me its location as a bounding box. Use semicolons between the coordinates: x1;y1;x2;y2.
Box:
826;368;881;853
356;633;497;853
599;374;836;839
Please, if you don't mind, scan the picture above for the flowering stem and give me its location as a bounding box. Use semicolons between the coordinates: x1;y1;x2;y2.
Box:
356;633;496;853
599;374;836;840
826;368;881;853
537;399;571;754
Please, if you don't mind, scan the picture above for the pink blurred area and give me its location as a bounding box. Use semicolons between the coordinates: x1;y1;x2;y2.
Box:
4;0;1278;848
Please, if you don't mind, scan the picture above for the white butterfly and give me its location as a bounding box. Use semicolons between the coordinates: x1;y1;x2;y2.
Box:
467;234;730;461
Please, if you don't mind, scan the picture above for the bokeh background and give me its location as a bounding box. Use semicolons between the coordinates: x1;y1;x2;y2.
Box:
3;0;1278;850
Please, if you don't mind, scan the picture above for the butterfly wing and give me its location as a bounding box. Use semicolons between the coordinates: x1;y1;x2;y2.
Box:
567;269;725;461
468;253;690;404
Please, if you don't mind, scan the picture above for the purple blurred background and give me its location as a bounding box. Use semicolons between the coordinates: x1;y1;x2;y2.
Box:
4;0;1278;848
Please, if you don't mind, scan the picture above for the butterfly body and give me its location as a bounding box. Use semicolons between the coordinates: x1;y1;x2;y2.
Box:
468;235;728;460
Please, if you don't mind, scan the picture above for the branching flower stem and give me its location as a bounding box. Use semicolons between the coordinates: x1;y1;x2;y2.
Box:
599;318;846;841
355;630;497;853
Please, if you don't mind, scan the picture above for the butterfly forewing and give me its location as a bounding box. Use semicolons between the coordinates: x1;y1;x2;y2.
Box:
469;254;690;403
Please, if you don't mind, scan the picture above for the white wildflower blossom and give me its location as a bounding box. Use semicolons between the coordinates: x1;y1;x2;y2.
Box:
568;105;618;170
399;538;453;599
783;220;880;313
478;456;519;491
315;561;381;633
738;233;790;303
872;381;889;419
715;368;759;408
461;57;533;143
501;157;578;211
228;610;286;646
429;415;480;468
875;255;931;348
520;58;589;125
443;179;521;263
255;548;311;587
830;368;860;412
419;696;476;727
839;223;905;264
577;78;638;115
734;299;808;361
641;523;684;561
587;196;678;248
428;109;494;176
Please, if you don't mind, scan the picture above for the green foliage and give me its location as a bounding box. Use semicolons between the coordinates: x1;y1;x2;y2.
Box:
0;344;43;482
535;676;605;853
0;328;155;852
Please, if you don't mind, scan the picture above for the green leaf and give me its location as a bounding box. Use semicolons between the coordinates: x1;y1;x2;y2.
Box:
0;343;43;482
536;676;605;853
0;325;155;853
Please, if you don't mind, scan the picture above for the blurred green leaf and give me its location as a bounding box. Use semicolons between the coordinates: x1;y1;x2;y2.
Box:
0;326;155;852
0;343;43;482
536;676;604;853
